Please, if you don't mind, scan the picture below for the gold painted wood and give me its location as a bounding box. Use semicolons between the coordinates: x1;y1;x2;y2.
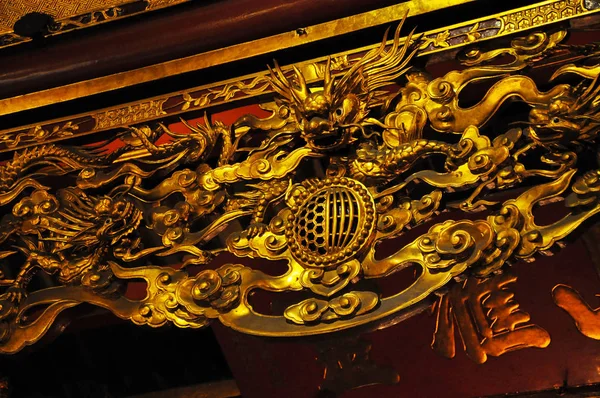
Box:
0;12;599;362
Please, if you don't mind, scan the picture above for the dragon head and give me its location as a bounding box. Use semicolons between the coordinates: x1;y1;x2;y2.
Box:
528;65;600;145
58;189;143;248
91;196;142;244
268;15;418;152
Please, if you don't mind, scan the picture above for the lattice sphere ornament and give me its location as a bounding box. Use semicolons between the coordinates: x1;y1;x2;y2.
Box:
286;178;376;268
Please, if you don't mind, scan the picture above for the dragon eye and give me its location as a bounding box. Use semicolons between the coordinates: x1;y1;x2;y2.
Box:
552;117;560;123
335;107;344;117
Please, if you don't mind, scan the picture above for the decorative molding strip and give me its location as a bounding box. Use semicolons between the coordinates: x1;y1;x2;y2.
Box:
93;99;168;130
0;0;598;154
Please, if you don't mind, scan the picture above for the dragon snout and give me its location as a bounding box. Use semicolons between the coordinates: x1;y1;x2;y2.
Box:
305;117;332;135
528;108;550;125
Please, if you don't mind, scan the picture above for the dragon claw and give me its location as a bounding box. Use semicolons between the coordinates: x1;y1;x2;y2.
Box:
2;286;26;304
246;223;268;238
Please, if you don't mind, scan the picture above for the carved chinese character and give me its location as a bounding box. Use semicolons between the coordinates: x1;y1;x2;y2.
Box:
432;272;550;363
553;284;600;339
316;337;399;397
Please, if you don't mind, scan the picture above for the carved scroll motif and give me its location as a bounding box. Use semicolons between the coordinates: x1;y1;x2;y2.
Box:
0;18;599;356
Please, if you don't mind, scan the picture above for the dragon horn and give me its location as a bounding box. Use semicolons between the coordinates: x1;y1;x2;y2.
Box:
323;56;334;97
160;122;187;139
291;65;309;102
268;61;296;104
551;64;600;81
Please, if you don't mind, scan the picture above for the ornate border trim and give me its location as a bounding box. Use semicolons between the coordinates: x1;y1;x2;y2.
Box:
0;0;597;153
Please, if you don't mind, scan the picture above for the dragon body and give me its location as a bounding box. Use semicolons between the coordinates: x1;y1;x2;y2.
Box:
129;119;233;167
350;139;454;182
0;144;126;192
0;189;142;302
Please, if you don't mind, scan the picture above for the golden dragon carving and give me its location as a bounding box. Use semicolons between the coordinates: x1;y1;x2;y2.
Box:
0;17;599;353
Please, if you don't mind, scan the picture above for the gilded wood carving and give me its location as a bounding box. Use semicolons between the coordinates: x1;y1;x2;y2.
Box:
0;15;599;358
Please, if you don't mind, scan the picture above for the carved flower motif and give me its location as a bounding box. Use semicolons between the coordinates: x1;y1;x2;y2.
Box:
432;30;451;48
465;23;481;42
